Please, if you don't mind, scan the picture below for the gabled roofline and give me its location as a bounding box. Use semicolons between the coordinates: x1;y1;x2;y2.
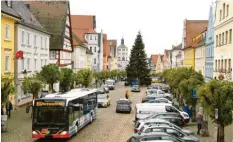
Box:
1;11;21;20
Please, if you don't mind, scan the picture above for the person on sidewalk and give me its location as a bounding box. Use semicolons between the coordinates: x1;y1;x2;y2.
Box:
125;90;130;99
6;101;13;118
196;112;203;135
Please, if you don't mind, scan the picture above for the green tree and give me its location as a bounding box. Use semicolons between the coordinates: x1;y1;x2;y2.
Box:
1;76;15;103
179;71;204;121
39;65;60;91
197;80;233;142
126;31;150;85
59;68;73;92
75;69;93;88
22;76;43;99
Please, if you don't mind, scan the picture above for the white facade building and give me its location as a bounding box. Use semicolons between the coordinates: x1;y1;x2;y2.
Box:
117;38;129;70
13;1;50;106
85;33;101;72
171;43;183;68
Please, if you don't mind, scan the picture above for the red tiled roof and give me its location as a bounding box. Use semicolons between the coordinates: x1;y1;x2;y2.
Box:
71;15;95;30
184;20;208;48
151;55;159;64
71;15;96;45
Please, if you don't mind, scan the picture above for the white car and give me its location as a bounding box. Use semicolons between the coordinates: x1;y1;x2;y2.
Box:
146;89;172;100
148;98;172;104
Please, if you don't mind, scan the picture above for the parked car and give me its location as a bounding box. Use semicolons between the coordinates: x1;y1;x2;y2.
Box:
135;103;189;123
154;116;185;127
147;98;172;104
127;132;183;142
97;87;106;94
147;85;162;90
101;84;109;93
140;125;200;142
145;112;182;121
131;85;141;92
116;98;132;113
97;94;111;107
146;89;172;100
135;118;194;135
142;96;157;103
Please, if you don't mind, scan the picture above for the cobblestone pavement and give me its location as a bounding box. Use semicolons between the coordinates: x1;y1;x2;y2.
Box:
1;83;145;142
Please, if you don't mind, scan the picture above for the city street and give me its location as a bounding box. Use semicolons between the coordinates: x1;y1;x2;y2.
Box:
2;82;233;142
2;82;146;142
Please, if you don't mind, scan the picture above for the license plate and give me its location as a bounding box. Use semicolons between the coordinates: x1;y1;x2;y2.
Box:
41;129;48;134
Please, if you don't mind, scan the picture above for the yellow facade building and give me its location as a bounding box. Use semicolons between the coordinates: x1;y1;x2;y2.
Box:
1;10;20;76
214;0;233;81
1;1;21;104
183;47;195;69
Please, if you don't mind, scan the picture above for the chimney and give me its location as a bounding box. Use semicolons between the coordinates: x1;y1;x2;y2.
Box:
25;4;30;9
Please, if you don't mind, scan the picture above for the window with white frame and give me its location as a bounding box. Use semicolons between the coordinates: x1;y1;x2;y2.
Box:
41;59;43;67
45;60;47;65
27;58;30;71
34;59;37;71
7;0;11;7
5;24;10;40
34;34;37;47
4;55;10;72
21;30;25;44
94;58;96;64
45;38;47;49
21;58;24;71
90;35;92;40
41;36;43;48
27;32;30;45
50;51;56;59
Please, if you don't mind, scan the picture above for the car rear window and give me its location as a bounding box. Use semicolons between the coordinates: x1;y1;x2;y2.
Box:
118;100;129;104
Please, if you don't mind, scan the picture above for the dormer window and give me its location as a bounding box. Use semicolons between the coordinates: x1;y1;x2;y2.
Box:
7;0;12;7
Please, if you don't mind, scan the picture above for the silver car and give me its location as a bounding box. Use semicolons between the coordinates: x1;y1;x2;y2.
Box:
135;118;194;135
140;125;199;142
127;131;183;142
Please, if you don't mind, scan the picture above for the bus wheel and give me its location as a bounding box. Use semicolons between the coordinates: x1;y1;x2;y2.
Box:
90;114;93;123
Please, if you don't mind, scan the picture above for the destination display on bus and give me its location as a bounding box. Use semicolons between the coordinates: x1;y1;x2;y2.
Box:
36;101;65;107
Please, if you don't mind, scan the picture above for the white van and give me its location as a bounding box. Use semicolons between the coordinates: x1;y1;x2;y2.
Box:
135;103;189;123
135;103;172;120
106;79;115;90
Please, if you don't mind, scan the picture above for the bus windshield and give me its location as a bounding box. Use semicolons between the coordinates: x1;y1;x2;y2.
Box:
33;100;66;126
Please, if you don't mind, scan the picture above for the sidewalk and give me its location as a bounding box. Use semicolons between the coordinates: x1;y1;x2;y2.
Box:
1;106;33;142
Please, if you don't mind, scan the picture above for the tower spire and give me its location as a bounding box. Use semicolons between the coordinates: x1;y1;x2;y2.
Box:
121;37;124;45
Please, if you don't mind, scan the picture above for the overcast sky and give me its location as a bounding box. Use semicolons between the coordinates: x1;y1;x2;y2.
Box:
70;0;215;57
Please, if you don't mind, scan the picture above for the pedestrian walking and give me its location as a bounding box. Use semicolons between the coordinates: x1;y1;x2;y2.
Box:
196;112;203;135
125;90;130;99
6;101;13;118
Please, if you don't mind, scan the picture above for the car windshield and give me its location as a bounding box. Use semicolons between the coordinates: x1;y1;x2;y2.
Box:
133;85;139;88
98;95;107;99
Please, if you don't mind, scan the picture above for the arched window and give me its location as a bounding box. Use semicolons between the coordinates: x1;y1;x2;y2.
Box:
223;3;225;18
122;57;125;61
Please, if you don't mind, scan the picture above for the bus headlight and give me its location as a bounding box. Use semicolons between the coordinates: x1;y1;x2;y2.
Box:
60;131;67;135
32;131;38;134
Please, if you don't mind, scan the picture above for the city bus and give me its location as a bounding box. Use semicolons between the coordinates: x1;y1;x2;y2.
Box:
32;88;98;139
